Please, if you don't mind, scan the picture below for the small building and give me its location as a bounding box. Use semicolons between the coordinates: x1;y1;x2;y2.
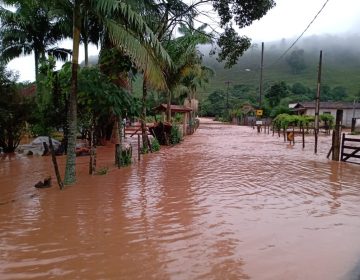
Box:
153;104;193;136
240;103;256;125
231;103;256;125
290;101;360;127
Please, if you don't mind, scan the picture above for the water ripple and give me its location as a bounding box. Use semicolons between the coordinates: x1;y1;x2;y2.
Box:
1;119;360;279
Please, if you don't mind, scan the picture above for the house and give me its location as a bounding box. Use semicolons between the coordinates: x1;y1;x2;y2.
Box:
231;103;256;125
153;104;193;136
240;103;256;125
289;101;360;127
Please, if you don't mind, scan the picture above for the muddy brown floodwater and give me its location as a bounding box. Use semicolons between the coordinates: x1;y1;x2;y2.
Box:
1;118;360;280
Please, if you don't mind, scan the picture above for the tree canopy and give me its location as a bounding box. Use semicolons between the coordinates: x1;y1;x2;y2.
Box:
0;64;33;152
213;0;276;67
0;0;278;186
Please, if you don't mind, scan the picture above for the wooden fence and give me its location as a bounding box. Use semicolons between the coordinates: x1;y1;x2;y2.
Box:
341;133;360;164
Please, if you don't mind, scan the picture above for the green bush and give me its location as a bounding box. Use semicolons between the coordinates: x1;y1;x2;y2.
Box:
170;125;182;144
320;114;334;128
0;66;33;152
272;113;333;130
151;138;160;151
141;138;160;154
173;113;183;123
121;149;132;166
273;114;314;129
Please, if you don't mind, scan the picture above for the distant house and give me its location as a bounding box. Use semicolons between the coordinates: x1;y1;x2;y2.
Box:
289;101;360;127
239;103;256;125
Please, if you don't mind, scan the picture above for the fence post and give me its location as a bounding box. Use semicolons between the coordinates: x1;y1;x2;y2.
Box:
351;118;356;133
332;110;343;161
340;133;345;161
292;125;295;145
302;125;305;148
138;134;141;161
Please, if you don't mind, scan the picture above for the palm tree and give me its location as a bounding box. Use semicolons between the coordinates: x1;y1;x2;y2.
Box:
130;1;207;143
163;22;213;121
181;64;214;101
64;0;173;185
51;0;101;67
0;0;70;80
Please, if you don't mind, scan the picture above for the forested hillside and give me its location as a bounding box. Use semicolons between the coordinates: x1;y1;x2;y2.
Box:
198;34;360;117
199;34;360;97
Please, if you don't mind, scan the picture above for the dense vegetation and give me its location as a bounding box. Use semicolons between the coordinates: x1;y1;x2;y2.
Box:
199;34;360;119
0;0;276;185
0;66;33;152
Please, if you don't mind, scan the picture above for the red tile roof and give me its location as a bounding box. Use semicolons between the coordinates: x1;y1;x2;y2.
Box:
154;104;192;113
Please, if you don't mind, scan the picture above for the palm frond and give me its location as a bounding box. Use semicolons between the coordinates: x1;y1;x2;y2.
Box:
95;0;172;68
47;47;72;61
172;84;189;97
0;46;23;63
105;19;168;90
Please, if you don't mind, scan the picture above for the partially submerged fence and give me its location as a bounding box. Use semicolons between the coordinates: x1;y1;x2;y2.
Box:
341;133;360;164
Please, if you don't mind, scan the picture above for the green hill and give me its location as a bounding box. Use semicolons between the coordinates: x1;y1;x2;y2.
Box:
198;34;360;100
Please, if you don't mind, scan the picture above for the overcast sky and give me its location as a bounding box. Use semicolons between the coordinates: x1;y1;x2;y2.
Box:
240;0;360;41
6;0;360;82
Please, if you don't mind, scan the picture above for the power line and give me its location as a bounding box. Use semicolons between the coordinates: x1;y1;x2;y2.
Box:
266;0;330;68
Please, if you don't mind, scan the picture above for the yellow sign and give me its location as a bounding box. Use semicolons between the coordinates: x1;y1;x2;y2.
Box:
256;109;263;116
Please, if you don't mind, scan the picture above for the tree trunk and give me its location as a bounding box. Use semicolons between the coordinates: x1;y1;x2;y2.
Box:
141;78;149;149
89;120;96;174
64;0;81;185
188;94;193;134
48;136;64;190
114;117;122;167
83;10;89;67
34;51;40;81
84;41;89;67
166;91;171;122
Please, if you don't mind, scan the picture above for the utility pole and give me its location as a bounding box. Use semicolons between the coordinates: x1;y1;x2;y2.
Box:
332;109;343;161
314;50;322;154
259;42;264;108
352;99;357;132
352;99;357;119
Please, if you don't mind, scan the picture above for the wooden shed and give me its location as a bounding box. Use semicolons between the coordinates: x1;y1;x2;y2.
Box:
153;104;193;136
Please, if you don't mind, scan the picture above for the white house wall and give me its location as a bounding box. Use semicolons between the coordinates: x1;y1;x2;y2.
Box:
304;108;360;127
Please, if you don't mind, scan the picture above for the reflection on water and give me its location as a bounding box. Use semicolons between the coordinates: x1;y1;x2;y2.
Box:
1;118;360;279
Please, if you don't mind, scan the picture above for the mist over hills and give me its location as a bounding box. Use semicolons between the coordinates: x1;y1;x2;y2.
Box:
83;33;360;103
198;33;360;99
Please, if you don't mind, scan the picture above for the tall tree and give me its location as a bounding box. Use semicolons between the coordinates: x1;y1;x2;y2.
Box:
265;81;289;108
162;21;212;121
64;0;173;185
136;0;276;123
64;0;81;185
176;23;214;101
0;0;70;80
0;64;32;152
212;0;276;67
52;0;102;67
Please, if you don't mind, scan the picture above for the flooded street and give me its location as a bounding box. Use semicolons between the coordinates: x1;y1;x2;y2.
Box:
1;118;360;279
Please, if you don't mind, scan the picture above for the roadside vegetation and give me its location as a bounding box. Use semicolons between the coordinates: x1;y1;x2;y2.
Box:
0;0;276;186
198;34;360;121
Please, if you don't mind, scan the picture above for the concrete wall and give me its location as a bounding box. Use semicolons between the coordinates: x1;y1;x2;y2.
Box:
305;108;360;127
